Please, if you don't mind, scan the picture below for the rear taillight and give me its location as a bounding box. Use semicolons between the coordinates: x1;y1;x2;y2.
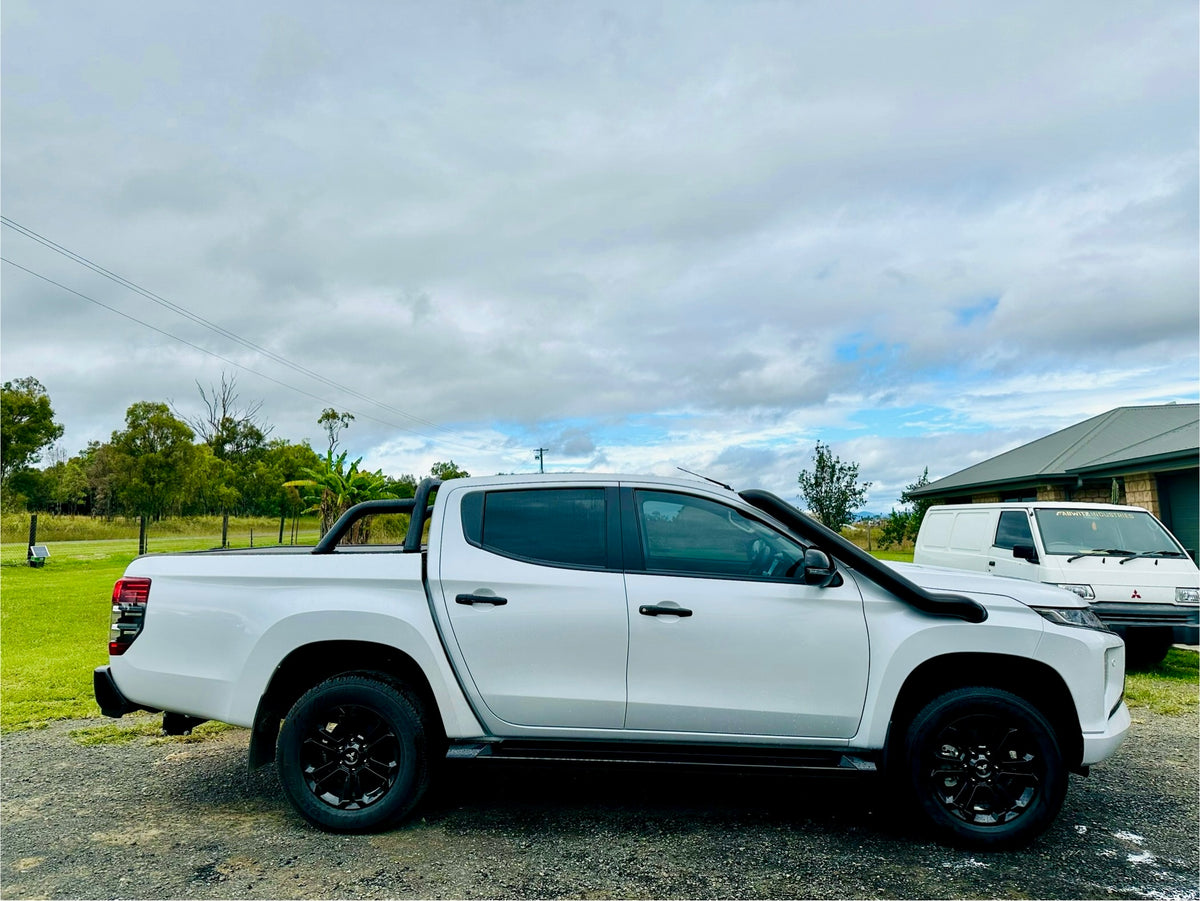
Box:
110;577;151;656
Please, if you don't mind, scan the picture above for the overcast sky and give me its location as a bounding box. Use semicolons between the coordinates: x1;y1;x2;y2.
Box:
2;1;1197;509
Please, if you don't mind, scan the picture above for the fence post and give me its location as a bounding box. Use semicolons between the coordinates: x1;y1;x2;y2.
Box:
249;528;254;548
278;513;285;545
138;516;147;555
222;513;229;549
27;514;38;566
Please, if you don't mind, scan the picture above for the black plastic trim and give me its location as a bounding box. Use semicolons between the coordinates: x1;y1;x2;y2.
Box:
738;489;988;623
404;478;441;552
313;498;418;554
93;665;155;718
446;738;880;772
309;478;441;554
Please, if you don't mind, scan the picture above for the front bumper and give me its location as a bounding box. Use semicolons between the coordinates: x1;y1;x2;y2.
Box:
93;665;155;718
1081;701;1131;766
1090;602;1198;643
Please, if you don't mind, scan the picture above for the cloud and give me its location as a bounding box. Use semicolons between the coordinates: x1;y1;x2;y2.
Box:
1;1;1195;510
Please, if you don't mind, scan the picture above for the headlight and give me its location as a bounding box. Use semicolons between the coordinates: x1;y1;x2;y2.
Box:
1053;583;1095;600
1176;587;1200;605
1034;606;1110;631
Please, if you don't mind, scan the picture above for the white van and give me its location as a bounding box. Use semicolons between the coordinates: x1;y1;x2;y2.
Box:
914;502;1199;665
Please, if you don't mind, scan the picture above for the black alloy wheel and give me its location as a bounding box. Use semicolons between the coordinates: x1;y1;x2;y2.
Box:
925;713;1039;826
904;687;1066;849
278;675;428;832
300;702;400;810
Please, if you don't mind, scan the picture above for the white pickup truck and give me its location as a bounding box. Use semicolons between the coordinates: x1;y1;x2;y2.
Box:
94;474;1129;848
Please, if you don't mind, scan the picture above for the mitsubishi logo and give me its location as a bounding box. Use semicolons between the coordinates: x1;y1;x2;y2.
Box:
1131;590;1142;599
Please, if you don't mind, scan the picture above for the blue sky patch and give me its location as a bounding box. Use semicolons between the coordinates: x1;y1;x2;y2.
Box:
956;296;1000;327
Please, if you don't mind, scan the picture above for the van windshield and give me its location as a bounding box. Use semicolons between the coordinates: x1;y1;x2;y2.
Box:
1034;508;1185;560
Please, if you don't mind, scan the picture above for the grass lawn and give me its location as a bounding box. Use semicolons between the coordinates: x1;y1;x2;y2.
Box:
1;550;131;730
1125;647;1200;716
867;549;915;563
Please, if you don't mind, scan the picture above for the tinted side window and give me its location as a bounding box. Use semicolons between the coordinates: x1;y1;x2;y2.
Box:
994;510;1034;549
635;490;802;579
470;488;607;568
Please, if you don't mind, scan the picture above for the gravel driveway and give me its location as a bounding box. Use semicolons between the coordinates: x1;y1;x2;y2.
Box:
2;707;1196;900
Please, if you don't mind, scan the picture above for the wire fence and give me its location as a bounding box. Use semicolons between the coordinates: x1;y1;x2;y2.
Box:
1;513;323;566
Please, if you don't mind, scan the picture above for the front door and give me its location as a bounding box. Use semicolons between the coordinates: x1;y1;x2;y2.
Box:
622;487;870;739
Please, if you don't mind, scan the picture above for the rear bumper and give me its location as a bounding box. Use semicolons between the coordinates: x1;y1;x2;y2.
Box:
93;665;155;718
1081;702;1131;766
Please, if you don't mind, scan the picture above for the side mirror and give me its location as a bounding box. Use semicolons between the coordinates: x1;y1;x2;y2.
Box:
802;548;837;587
1012;544;1039;564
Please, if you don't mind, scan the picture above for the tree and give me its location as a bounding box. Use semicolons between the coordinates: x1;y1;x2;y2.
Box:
174;372;272;462
384;473;419;498
430;461;470;480
81;440;123;519
110;402;203;520
236;440;323;517
797;441;872;533
1;377;64;484
318;408;355;456
877;467;934;549
54;459;90;515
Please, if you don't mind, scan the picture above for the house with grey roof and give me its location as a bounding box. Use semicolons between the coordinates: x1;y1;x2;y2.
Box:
907;403;1199;559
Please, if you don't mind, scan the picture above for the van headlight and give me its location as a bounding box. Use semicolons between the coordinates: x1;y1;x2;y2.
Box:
1176;587;1200;605
1033;606;1110;631
1053;583;1095;600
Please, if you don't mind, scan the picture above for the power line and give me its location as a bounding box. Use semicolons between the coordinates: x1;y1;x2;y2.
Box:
0;216;471;441
0;256;488;452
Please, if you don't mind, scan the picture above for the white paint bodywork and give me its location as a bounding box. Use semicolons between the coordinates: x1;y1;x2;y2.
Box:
107;474;1128;766
111;550;484;737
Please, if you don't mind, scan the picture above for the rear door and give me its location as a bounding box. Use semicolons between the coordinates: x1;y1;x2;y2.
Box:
436;484;628;729
621;486;870;739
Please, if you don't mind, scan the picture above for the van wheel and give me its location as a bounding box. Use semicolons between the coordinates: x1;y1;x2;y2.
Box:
277;675;428;832
903;687;1066;849
1122;628;1173;669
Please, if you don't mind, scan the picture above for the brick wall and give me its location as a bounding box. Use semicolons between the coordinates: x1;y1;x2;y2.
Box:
1073;479;1126;505
1123;472;1160;516
1036;485;1069;502
971;493;1001;503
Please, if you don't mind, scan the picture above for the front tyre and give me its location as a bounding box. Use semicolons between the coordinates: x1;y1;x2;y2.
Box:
277;675;428;832
903;687;1067;849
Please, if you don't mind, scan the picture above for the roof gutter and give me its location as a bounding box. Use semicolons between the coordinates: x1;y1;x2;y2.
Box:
738;489;987;624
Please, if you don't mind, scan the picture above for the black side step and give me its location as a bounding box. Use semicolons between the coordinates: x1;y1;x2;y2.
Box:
446;740;878;772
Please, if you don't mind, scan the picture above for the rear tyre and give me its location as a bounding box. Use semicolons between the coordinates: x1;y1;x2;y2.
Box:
903;687;1066;849
277;675;428;832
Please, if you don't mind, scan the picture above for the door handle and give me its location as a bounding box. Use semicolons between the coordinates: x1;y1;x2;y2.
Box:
456;593;508;606
639;604;693;617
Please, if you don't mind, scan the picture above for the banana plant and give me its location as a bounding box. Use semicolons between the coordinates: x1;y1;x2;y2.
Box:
284;450;397;542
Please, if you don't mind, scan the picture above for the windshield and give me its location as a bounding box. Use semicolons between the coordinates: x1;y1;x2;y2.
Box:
1034;508;1184;558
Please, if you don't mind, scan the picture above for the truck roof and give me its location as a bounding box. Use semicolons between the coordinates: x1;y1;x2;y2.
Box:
438;472;742;497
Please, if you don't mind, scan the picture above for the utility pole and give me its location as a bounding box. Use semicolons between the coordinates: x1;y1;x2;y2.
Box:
534;447;548;473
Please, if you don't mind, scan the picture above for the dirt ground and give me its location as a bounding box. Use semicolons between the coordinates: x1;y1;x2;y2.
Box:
2;706;1197;900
